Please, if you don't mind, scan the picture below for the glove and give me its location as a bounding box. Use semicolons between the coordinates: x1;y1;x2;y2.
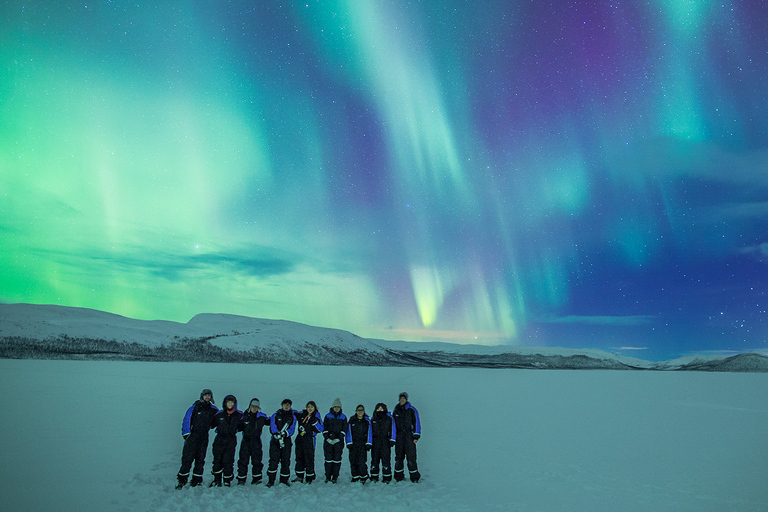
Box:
298;425;306;435
346;443;352;448
273;433;282;440
366;444;371;452
327;438;340;445
389;440;395;447
183;433;190;441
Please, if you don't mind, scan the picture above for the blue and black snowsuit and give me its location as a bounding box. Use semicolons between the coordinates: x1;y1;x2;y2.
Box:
393;401;421;482
210;395;243;486
346;411;372;482
370;404;396;482
236;405;269;484
293;409;323;483
177;397;219;486
322;408;347;482
267;408;296;485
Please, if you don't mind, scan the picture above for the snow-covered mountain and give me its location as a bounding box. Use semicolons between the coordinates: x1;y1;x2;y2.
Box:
1;303;766;371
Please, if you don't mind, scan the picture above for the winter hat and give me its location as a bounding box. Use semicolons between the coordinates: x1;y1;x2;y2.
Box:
375;402;388;413
331;397;342;409
281;398;292;406
250;398;260;408
201;389;214;403
399;392;409;400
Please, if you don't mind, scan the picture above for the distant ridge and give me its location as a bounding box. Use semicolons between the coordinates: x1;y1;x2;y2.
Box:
1;304;766;372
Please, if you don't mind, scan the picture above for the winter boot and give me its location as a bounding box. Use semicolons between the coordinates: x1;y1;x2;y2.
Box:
236;478;246;486
251;476;262;485
175;475;188;489
190;475;203;487
210;473;223;487
223;475;233;487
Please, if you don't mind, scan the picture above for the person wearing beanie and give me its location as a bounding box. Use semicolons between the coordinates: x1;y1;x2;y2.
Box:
393;392;421;483
345;404;373;483
210;395;244;486
370;402;396;483
236;398;270;485
292;401;323;483
322;398;347;483
176;389;218;489
266;399;296;487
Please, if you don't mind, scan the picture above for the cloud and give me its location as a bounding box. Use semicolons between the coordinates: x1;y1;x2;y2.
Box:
613;346;649;351
31;244;300;281
739;242;768;262
540;315;654;326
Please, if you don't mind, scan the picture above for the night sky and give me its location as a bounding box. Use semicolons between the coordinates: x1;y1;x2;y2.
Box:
2;1;767;360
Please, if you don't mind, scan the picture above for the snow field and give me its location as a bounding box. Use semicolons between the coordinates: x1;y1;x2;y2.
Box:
0;360;766;512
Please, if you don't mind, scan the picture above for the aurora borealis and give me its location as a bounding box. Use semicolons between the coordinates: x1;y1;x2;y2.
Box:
2;1;767;359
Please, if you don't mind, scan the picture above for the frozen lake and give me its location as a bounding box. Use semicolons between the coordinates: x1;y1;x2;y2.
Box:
0;359;766;511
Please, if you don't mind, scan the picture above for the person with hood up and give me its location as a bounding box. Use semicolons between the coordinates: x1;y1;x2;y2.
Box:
322;398;347;483
370;402;396;483
393;391;421;483
236;398;270;485
266;399;296;487
345;404;372;483
176;389;219;489
292;400;323;483
210;395;244;487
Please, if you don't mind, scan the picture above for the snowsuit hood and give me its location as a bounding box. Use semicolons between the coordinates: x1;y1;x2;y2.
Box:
223;394;237;411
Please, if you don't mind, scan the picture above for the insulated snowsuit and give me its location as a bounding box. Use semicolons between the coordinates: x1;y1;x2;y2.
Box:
322;409;347;481
210;395;243;486
177;399;219;485
346;413;372;482
370;407;396;482
293;409;323;483
267;408;296;485
236;408;269;484
393;401;421;482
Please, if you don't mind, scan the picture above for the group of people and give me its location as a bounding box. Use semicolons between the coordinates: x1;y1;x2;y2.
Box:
175;390;422;489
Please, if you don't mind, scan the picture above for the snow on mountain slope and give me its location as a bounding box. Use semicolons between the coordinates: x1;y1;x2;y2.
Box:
3;303;767;371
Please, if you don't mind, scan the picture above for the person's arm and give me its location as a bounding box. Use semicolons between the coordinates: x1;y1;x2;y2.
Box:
313;412;324;434
411;406;421;441
181;404;194;437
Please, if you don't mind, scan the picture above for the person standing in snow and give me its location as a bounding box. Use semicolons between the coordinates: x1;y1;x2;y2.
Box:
176;389;219;488
370;402;396;483
346;404;372;483
322;398;347;483
266;399;296;487
393;391;421;482
236;398;269;485
210;395;244;486
292;400;323;483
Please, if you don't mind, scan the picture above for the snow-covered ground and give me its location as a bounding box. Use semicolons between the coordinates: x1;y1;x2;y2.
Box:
1;359;766;512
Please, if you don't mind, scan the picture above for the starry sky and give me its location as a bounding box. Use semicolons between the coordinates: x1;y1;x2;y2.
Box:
2;1;767;360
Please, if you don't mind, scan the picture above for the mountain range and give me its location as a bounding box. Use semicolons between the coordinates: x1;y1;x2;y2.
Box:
1;303;766;372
